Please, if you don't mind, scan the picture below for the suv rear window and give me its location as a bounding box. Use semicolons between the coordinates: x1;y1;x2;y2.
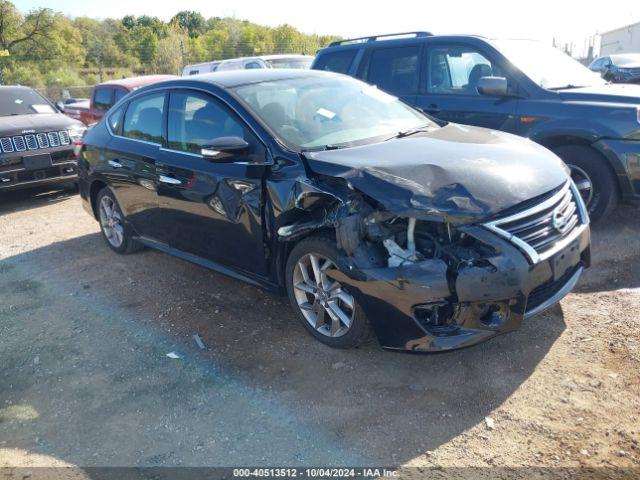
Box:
94;87;114;111
314;50;357;74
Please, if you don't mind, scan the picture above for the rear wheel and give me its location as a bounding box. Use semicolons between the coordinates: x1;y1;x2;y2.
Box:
96;187;143;254
285;235;371;349
552;145;618;223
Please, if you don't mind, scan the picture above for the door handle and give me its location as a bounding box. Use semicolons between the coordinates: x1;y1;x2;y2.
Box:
158;175;181;185
108;160;123;169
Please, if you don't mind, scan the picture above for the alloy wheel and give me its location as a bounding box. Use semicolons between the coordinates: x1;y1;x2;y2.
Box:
568;164;594;207
292;253;355;338
99;195;124;248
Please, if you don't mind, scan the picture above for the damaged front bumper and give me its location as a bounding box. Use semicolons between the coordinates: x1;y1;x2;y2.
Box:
328;224;590;352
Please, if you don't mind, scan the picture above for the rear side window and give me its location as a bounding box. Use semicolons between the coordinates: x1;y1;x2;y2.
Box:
245;61;262;69
107;104;126;134
122;93;165;143
314;50;357;74
366;46;420;96
94;88;114;111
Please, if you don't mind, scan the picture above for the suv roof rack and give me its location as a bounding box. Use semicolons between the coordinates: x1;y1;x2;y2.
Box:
329;31;433;47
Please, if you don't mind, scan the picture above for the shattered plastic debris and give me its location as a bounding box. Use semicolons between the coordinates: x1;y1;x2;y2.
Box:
484;416;495;430
193;334;206;350
166;352;182;359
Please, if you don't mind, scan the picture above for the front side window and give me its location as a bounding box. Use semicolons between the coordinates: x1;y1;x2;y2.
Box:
94;88;114;111
167;91;245;154
313;50;357;74
427;46;500;95
234;75;434;150
366;46;420;96
122;93;165;143
245;61;262;69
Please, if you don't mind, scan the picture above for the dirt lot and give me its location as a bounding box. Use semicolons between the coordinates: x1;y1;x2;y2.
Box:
0;186;639;478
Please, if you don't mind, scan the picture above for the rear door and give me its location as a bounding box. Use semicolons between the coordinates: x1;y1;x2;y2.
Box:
101;91;166;239
154;89;269;276
358;44;422;105
414;43;519;131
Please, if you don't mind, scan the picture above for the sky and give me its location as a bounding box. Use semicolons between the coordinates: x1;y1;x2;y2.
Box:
13;0;640;57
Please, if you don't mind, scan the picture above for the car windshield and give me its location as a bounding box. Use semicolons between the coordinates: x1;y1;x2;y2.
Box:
265;57;313;69
0;88;56;116
492;39;606;89
611;54;640;66
233;75;433;150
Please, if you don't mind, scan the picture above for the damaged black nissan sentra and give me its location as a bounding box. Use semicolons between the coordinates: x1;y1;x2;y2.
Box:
78;69;590;352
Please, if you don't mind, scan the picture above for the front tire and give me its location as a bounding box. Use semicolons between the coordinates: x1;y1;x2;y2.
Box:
552;145;618;223
96;187;143;254
285;234;371;349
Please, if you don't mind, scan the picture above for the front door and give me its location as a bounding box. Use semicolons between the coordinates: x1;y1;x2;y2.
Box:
155;90;269;277
414;43;519;132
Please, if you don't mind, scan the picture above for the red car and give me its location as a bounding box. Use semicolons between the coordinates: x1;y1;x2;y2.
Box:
65;75;176;125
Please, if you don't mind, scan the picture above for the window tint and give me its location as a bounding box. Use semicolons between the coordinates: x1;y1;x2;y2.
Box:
167;92;245;154
314;50;357;74
122;93;165;143
245;61;262;69
427;46;501;95
114;89;127;103
366;46;420;96
94;88;114;111
107;104;126;134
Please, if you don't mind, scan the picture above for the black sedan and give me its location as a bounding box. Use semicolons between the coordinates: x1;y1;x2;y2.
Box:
78;70;590;352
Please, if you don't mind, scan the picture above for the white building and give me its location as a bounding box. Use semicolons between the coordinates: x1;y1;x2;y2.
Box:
599;21;640;56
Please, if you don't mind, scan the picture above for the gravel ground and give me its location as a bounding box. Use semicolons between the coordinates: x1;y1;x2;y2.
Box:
0;186;639;478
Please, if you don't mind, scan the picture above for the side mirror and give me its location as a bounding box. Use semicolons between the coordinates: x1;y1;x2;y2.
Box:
477;76;509;97
201;136;249;161
55;101;65;113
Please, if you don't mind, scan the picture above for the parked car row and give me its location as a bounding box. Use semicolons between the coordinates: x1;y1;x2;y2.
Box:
76;68;590;353
311;32;640;222
182;54;314;76
3;34;638;354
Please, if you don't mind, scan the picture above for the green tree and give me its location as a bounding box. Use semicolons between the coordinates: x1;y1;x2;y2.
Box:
0;1;55;54
170;10;205;38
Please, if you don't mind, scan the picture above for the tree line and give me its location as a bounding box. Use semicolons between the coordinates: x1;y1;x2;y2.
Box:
0;1;341;88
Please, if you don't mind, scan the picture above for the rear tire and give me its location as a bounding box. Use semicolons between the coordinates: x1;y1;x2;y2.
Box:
285;234;371;349
96;187;143;254
552;145;618;223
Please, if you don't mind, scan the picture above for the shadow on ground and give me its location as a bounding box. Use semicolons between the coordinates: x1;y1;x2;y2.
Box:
1;223;566;467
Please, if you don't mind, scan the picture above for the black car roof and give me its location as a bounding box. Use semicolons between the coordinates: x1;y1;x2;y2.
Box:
178;68;342;88
0;85;36;92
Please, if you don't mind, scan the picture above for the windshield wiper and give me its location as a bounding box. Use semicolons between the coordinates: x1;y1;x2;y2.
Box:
300;144;347;152
384;125;433;142
548;84;586;90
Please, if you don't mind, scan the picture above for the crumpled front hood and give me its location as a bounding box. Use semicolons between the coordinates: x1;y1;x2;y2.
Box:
0;113;82;136
303;124;569;224
557;83;640;104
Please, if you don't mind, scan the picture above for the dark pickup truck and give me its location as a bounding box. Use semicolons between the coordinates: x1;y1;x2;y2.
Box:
0;86;86;192
312;32;640;221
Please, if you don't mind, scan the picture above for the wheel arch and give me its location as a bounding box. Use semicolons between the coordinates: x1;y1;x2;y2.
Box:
89;179;108;220
536;135;623;199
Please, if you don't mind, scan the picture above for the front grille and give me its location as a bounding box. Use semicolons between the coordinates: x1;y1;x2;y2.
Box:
36;133;49;148
0;131;71;154
25;134;38;150
1;137;14;153
526;263;582;313
13;136;26;151
48;132;60;147
484;181;588;263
